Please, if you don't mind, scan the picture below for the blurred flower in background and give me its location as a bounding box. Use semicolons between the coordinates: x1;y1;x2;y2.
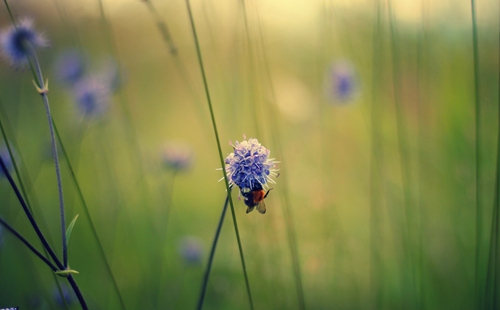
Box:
178;236;203;266
0;18;49;66
224;137;278;191
324;60;359;104
53;51;123;120
161;142;194;172
52;285;76;308
53;49;86;86
0;146;14;179
73;77;111;119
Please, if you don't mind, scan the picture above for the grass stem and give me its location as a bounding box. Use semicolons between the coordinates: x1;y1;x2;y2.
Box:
184;1;254;308
196;189;231;310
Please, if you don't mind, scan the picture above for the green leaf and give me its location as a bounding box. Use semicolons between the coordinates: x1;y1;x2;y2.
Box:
55;268;79;277
66;214;79;249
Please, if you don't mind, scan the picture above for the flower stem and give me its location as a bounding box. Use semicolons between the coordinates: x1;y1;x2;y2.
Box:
470;0;483;308
53;122;127;310
29;45;68;269
0;139;89;310
388;0;418;306
0;217;58;272
67;274;89;310
196;189;230;310
184;1;253;309
0;148;63;270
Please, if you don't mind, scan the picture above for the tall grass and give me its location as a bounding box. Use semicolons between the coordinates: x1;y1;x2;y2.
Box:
0;0;498;309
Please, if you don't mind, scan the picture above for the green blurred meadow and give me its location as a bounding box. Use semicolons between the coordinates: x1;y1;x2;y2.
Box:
0;0;499;309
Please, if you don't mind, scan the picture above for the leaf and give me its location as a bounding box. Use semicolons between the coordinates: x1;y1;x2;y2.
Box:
55;268;80;277
66;214;79;249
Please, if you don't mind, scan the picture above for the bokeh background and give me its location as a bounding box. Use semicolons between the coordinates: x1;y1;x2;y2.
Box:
0;0;499;309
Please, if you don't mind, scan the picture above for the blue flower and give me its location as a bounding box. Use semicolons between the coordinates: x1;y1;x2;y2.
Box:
53;285;76;307
73;77;111;119
0;18;49;65
325;61;359;104
0;147;14;179
54;49;86;86
224;137;278;191
179;236;203;266
161;142;194;172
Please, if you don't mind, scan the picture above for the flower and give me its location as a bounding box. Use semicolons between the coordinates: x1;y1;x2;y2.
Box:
73;77;111;119
54;49;86;86
53;285;76;307
178;236;203;265
325;60;359;104
161;142;194;172
224;137;278;191
0;18;49;65
0;146;14;179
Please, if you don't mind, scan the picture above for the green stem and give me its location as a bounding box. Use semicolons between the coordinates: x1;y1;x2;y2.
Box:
143;0;177;54
369;0;384;307
470;0;483;307
0;217;58;271
196;189;231;310
0;148;63;270
388;0;417;306
184;1;254;309
0;104;88;310
53;122;127;310
29;45;68;268
252;9;306;309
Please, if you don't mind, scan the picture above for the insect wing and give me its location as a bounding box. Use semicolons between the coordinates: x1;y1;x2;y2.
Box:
256;200;266;214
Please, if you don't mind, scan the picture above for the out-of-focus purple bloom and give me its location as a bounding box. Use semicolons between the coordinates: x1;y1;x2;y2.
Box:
53;285;76;307
161;142;194;172
0;18;49;65
325;61;359;104
0;147;14;179
73;77;111;119
54;50;86;86
179;236;203;265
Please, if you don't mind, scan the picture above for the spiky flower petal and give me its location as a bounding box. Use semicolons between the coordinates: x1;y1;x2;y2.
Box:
0;18;48;65
224;137;278;191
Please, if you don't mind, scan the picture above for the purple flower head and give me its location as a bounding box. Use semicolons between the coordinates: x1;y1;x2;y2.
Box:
161;142;194;172
325;61;359;104
178;236;203;266
224;137;278;191
54;49;86;86
0;18;49;65
73;77;111;119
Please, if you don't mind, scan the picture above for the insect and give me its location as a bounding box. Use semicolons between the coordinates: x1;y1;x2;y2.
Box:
241;184;273;214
